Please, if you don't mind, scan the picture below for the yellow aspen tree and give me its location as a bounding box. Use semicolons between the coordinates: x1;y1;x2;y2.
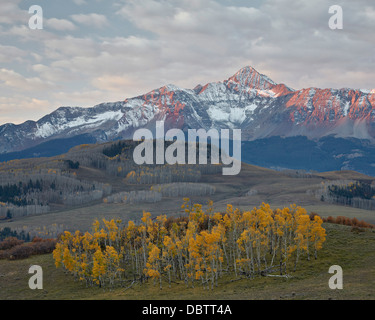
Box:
187;234;202;288
202;227;222;288
53;242;64;268
236;228;254;276
140;211;153;278
62;247;75;273
104;245;123;287
309;215;327;259
102;218;120;248
156;214;167;246
279;207;293;274
92;247;106;287
145;244;162;289
272;210;286;268
162;235;176;287
125;220;137;275
294;212;310;271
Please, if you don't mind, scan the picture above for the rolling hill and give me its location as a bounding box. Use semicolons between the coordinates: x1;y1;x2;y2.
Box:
0;139;374;236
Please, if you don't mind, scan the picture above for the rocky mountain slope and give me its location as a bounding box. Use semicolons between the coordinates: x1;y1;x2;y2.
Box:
1;66;374;157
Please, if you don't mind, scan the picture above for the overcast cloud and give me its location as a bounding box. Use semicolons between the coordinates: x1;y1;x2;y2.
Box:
0;0;374;124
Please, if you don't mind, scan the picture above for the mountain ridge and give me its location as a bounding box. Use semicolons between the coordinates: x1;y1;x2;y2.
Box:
1;66;375;155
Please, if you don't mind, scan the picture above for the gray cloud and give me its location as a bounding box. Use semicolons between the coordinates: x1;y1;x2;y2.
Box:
71;13;109;28
0;0;374;125
45;18;76;31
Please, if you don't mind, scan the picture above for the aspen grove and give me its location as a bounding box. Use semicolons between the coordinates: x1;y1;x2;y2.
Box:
53;200;326;289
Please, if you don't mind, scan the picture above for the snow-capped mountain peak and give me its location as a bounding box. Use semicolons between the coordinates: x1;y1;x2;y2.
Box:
0;66;374;154
229;65;277;89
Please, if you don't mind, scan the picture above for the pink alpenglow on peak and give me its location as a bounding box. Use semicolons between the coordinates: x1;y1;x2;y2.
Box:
0;66;374;155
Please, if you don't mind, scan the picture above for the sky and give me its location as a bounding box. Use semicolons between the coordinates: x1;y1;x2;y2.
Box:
0;0;374;125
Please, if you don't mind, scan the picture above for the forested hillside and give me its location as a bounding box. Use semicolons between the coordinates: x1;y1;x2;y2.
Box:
0;140;222;220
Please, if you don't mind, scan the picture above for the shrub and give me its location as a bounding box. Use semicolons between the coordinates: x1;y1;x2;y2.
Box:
323;215;374;229
7;245;34;260
324;216;335;223
351;218;359;226
0;238;57;260
29;239;57;255
0;237;24;250
309;212;320;221
0;250;9;259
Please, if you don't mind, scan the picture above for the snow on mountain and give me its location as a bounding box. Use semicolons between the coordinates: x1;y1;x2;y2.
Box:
35;109;125;138
0;66;375;154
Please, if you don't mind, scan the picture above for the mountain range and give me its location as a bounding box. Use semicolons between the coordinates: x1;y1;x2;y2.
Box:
1;66;375;175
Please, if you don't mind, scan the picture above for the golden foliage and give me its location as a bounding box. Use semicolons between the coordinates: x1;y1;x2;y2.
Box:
53;201;326;289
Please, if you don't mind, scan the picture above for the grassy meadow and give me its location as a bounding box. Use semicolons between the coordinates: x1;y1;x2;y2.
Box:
1;223;374;300
1;145;375;301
